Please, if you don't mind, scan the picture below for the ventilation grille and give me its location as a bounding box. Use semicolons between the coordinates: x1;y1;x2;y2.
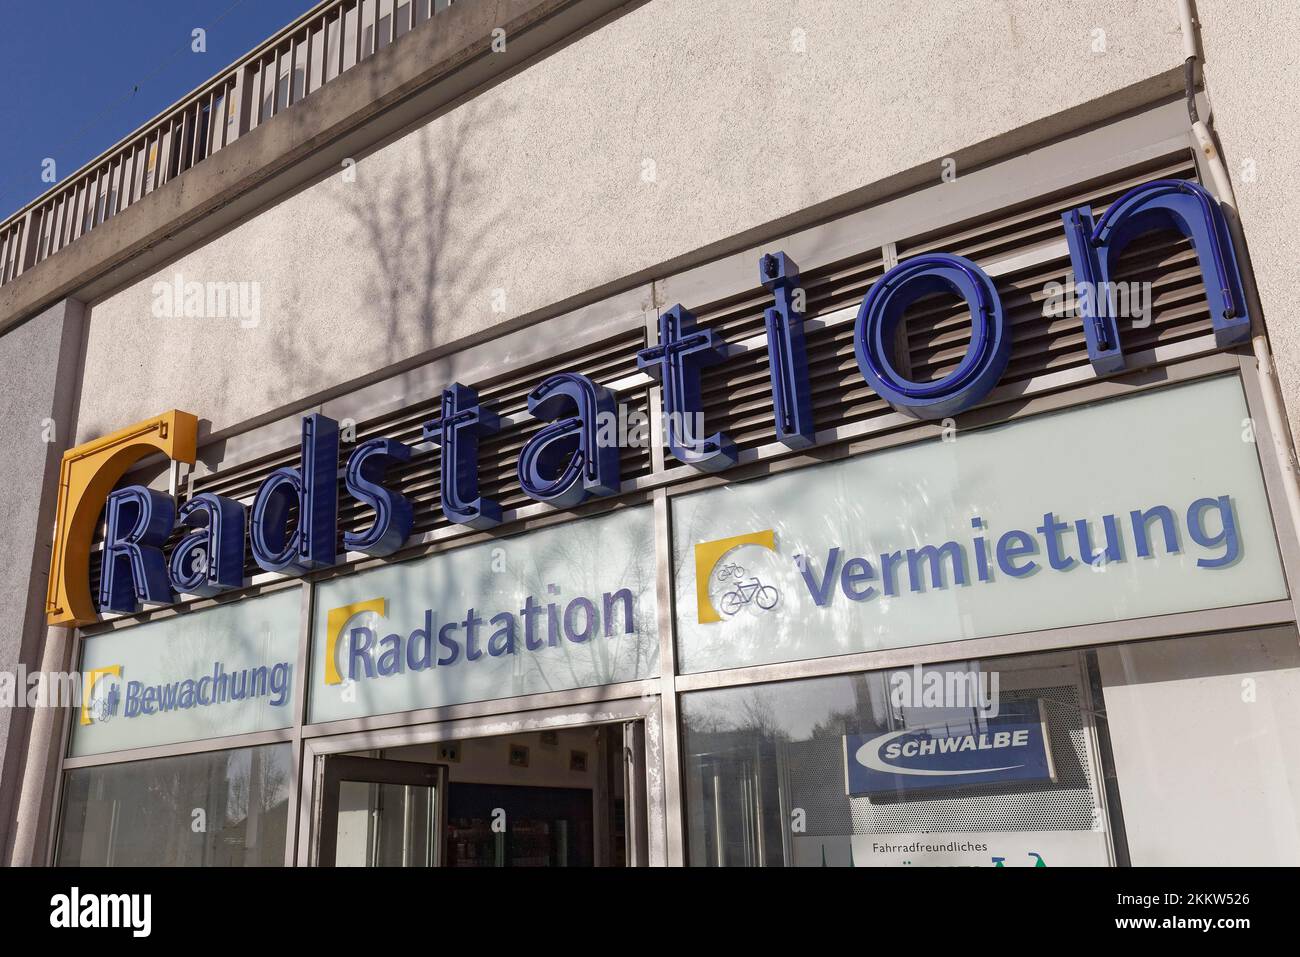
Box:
696;152;1205;453
91;151;1213;610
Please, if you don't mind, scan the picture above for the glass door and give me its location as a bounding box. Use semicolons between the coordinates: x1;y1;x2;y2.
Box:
317;755;448;866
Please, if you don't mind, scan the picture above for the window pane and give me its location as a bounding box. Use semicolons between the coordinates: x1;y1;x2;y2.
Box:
682;629;1300;866
56;744;291;866
682;652;1115;866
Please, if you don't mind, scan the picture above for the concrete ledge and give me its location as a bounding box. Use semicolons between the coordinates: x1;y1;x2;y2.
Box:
0;0;635;334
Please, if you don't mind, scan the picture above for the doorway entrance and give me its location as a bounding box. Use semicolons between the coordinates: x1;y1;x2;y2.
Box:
313;720;649;866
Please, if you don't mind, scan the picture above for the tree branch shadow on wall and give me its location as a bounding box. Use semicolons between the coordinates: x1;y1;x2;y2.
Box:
265;93;516;408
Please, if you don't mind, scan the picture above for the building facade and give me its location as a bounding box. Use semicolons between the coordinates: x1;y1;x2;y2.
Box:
3;0;1300;866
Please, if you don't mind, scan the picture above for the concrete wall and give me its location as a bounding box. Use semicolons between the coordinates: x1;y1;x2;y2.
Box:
1098;627;1300;866
1195;1;1300;450
74;0;1185;444
0;299;84;859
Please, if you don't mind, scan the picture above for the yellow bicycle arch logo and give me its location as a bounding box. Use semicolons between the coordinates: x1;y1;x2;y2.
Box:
693;529;777;624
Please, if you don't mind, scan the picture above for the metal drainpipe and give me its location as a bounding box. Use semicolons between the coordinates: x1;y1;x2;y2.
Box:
1177;0;1300;547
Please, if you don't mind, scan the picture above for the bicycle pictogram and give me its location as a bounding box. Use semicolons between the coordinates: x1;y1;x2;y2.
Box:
715;562;746;581
717;572;774;616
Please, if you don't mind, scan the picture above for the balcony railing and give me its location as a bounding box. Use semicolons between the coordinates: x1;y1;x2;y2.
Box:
0;0;454;290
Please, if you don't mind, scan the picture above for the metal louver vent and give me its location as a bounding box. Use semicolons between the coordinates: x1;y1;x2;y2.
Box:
91;149;1212;618
696;152;1204;453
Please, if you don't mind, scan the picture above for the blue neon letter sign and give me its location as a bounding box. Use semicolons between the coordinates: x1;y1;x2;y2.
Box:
100;486;176;613
637;305;736;471
1061;178;1251;374
518;372;621;507
424;383;501;529
853;253;1011;420
761;251;815;448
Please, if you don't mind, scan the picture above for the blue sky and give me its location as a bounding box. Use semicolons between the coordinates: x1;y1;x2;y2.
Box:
0;0;315;219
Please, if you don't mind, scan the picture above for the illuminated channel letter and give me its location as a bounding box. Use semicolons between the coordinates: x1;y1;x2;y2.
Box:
854;253;1010;419
518;372;620;507
636;305;736;471
46;410;198;628
250;414;340;574
344;438;413;556
424;383;501;529
1061;178;1251;374
99;486;176;613
760;251;814;448
169;492;247;597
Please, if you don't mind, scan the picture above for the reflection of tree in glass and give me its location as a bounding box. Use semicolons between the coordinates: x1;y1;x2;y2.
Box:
501;509;656;693
65;744;292;866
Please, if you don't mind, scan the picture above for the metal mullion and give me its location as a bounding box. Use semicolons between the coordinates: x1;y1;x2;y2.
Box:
47;194;61;252
155;124;168;186
181;105;196;172
1237;351;1300;624
209;87;221;154
60;726;297;771
322;15;334;83
273;46;285;116
337;8;347;76
124;144;139;206
652;490;685;865
356;0;365;63
157;120;172;186
653;345;1239;503
199;92;213;162
44;628;83;865
111;159;126;216
307;696;657;760
301;678;659;741
109;160;122;216
61;185;78;244
290;35;301;106
304;29;315;99
99;166;113;221
218;81;231;150
76;177;92;236
672;599;1297;697
252;59;266;128
142;138;154;194
34;199;53;259
285;580;314;866
35;206;48;260
48;195;65;253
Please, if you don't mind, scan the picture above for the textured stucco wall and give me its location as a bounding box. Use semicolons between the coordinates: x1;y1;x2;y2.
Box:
1196;0;1300;449
74;0;1185;443
0;299;84;858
